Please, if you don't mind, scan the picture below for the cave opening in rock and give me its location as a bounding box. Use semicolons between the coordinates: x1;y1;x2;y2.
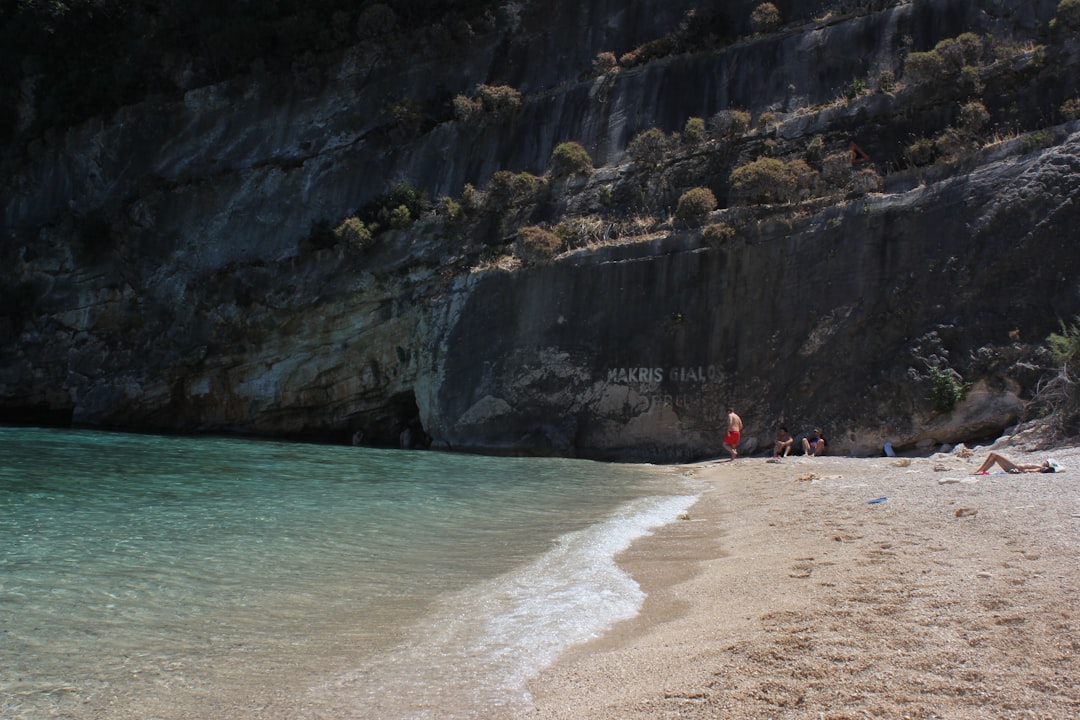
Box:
348;390;429;449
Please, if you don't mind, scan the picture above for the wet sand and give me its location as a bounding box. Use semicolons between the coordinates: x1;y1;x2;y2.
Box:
527;445;1080;719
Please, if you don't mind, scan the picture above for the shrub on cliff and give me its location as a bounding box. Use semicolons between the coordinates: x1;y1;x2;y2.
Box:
334;217;374;250
628;128;669;169
486;170;542;211
904;50;947;86
550;141;594;177
1058;0;1080;30
453;84;522;123
702;222;736;245
357;4;397;39
515;226;563;263
710;109;751;138
593;51;618;75
1032;314;1080;439
928;364;970;414
730;156;799;202
750;3;781;34
682;117;706;145
676;187;717;227
958;100;990;136
1061;97;1080;120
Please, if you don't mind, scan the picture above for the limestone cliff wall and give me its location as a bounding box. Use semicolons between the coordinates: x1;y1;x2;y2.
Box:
2;0;1079;459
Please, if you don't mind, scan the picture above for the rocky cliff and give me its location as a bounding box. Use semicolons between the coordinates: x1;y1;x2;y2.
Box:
3;0;1080;460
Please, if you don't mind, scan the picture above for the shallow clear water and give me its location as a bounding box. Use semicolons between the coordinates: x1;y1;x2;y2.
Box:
0;428;696;719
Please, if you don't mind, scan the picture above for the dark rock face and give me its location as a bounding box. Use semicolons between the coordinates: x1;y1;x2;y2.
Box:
2;0;1079;460
426;133;1080;459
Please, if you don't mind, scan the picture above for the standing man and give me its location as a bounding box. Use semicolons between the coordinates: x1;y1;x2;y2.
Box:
723;407;743;460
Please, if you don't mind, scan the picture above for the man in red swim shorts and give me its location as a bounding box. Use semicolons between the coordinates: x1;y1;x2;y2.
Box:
723;407;743;460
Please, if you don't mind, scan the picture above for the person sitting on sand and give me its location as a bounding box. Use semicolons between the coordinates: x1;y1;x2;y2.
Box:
974;452;1059;474
773;426;794;458
802;428;826;457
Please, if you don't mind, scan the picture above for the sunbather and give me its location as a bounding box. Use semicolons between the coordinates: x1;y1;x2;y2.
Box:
974;452;1058;474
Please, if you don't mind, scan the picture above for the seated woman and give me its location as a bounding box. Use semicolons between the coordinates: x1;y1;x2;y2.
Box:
802;428;826;457
974;452;1057;474
773;426;794;458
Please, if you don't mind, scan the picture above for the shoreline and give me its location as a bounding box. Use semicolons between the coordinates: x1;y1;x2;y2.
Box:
527;447;1080;718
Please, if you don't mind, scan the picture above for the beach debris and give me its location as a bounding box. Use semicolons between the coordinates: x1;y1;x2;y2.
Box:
954;444;974;458
933;464;950;472
976;571;993;578
677;513;692;521
954;507;978;518
796;472;818;482
832;532;861;542
866;496;888;504
891;458;911;467
938;477;962;484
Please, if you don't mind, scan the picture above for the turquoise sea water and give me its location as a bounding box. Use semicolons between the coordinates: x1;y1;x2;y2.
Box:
0;427;697;719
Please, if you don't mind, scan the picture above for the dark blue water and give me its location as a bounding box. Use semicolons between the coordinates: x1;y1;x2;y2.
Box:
0;427;696;719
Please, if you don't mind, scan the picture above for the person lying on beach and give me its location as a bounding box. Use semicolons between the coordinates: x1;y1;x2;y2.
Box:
974;452;1059;474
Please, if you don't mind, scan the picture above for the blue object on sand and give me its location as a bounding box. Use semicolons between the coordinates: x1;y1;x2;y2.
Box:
866;496;888;504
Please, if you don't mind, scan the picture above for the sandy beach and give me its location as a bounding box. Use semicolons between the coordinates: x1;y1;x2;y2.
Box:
527;443;1080;719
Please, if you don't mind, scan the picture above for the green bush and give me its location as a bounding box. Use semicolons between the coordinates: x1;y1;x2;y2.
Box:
1048;315;1080;366
729;157;796;204
550;141;594;177
362;182;426;229
676;187;717;226
750;3;781;34
929;364;970;414
515;225;563;263
845;77;868;100
628;127;669;168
